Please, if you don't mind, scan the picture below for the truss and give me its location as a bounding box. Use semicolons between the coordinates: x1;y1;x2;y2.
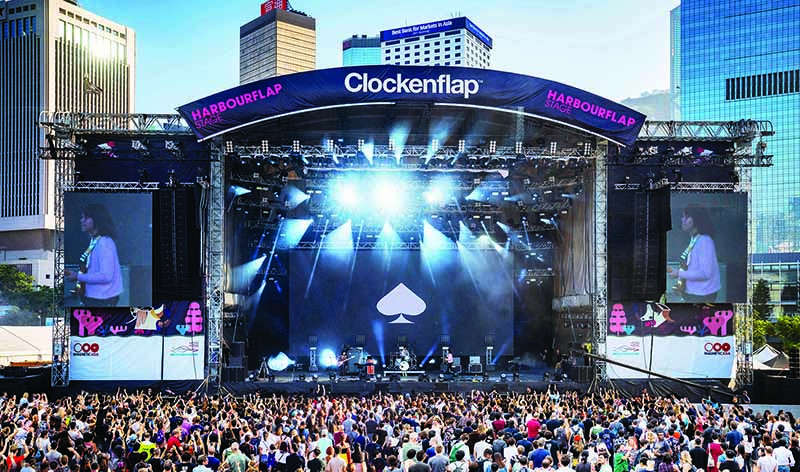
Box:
203;143;225;391
637;120;774;141
64;181;161;191
38;111;193;136
614;182;739;192
593;145;609;384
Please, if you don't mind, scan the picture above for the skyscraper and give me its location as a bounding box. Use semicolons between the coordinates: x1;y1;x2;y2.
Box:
0;0;135;286
342;34;380;66
380;17;492;68
239;7;316;84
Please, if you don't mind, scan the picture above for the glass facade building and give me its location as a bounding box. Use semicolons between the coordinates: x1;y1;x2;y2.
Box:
342;35;380;66
240;9;316;84
676;0;800;258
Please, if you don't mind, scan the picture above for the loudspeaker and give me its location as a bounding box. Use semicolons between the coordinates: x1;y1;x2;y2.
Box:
230;342;245;358
789;348;800;378
222;366;245;382
630;188;671;300
574;366;592;383
468;363;483;374
3;366;27;377
228;355;248;368
434;382;449;392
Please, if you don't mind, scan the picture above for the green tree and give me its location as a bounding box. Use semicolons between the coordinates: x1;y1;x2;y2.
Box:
753;319;773;348
774;315;800;350
0;264;34;294
753;279;773;321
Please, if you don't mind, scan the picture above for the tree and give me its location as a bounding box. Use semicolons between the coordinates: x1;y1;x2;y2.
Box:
774;315;800;350
753;319;773;348
753;279;773;321
0;264;34;294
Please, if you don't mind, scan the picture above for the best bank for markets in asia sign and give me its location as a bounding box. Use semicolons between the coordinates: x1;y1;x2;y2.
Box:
177;66;646;147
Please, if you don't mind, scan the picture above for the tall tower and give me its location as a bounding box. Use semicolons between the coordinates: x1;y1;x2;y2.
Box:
0;0;136;285
342;34;380;66
239;5;316;84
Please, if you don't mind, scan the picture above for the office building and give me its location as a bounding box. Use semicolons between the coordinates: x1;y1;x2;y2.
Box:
380;17;492;68
240;7;315;84
0;0;135;286
342;34;380;66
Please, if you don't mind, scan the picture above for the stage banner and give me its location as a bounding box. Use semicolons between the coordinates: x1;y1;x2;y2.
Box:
606;302;735;337
69;301;205;381
177;66;646;147
605;302;736;379
605;336;735;379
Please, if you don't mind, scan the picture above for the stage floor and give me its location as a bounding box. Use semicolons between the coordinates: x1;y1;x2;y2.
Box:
221;370;587;395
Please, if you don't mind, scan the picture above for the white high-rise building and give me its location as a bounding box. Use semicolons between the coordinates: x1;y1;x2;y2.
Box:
380;17;492;68
0;0;135;285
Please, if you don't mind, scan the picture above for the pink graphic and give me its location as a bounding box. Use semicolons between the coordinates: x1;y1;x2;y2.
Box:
680;325;697;335
73;309;103;336
640;303;673;328
110;325;128;335
177;302;203;334
609;304;627;334
703;310;734;336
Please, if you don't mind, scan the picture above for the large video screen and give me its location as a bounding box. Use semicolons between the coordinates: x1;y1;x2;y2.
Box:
289;249;513;362
64;193;153;307
666;193;747;303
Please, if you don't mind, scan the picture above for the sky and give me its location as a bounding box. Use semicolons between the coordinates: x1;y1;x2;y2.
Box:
81;0;679;114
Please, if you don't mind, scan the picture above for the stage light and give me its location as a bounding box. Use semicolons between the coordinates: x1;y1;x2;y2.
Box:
515;141;522;154
500;373;507;381
489;140;497;154
261;140;269;154
357;139;365;151
292;140;300;153
550;141;557;154
311;374;318;382
225;141;234;154
513;372;520;382
458;139;465;153
418;373;429;382
388;137;395;151
268;374;275;382
297;374;305;382
167;169;177;188
319;349;338;368
267;352;295;372
335;182;359;207
583;142;592;156
543;372;550;381
431;138;440;153
438;373;445;381
329;372;337;382
482;372;490;382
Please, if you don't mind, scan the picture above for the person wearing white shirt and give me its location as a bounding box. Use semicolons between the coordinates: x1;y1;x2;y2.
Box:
773;440;795;472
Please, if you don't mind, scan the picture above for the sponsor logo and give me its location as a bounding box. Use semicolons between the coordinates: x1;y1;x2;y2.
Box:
376;283;426;324
345;72;480;99
190;85;283;129
544;89;637;127
73;342;100;357
611;341;641;355
703;342;732;356
170;342;200;356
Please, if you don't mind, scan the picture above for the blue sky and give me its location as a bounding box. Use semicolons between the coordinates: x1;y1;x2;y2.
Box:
81;0;679;114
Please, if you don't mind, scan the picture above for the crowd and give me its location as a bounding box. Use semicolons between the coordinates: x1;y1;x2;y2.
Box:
0;388;798;472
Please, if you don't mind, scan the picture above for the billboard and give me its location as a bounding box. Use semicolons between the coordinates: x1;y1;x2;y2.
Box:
64;193;153;307
666;193;747;303
605;302;736;379
177;66;646;147
261;0;287;15
68;301;205;381
380;17;493;48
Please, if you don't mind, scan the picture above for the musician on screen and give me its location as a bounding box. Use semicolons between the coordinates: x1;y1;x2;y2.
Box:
65;204;123;307
667;204;721;303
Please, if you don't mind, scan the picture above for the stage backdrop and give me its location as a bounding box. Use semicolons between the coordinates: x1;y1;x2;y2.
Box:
604;302;736;379
666;193;747;303
64;193;153;307
288;249;514;363
177;65;646;147
68;301;205;381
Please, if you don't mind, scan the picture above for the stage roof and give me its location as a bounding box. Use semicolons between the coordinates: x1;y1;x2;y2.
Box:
178;66;646;147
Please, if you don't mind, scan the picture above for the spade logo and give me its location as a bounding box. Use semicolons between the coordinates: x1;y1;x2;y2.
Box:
377;283;426;324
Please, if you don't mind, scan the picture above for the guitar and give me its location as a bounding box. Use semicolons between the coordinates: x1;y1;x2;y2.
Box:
337;355;355;367
671;261;688;297
74;235;101;297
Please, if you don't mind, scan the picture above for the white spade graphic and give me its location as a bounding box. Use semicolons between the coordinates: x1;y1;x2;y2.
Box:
377;283;426;324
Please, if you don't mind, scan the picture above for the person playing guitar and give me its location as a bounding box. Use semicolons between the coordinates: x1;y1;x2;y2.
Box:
668;205;721;303
65;204;123;307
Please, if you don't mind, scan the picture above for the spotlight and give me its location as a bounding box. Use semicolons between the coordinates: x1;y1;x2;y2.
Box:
500;373;508;381
543;372;550;381
482;372;490;382
268;374;275;382
513;372;520;382
311;375;318;382
418;373;429;382
225;141;234;154
376;373;382;381
438;373;445;381
297;374;305;382
329;372;337;383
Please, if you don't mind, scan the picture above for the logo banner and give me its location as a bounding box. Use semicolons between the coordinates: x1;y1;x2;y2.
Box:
606;335;735;379
607;302;735;337
177;66;646;147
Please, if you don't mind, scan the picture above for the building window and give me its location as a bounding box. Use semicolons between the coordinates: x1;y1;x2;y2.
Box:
455;38;460;42
445;39;451;44
455;60;461;64
30;16;35;34
404;46;410;50
455;45;461;50
424;33;439;39
445;62;450;65
385;39;400;46
434;41;440;45
414;44;419;49
404;61;410;64
414;59;420;63
394;47;399;52
414;52;419;56
404;53;409;58
445;54;450;59
445;47;450;51
434;49;440;53
424;50;430;55
434;56;440;61
455;52;460;57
